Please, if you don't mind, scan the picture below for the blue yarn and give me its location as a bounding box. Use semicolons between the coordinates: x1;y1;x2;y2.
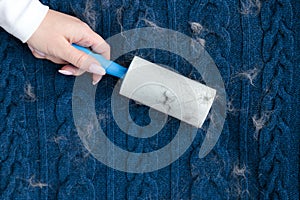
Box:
259;0;294;199
188;0;232;199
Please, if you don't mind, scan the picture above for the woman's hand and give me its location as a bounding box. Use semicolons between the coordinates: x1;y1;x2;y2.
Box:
27;9;110;85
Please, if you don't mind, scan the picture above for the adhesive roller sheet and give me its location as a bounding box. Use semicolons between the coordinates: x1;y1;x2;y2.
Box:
73;44;216;128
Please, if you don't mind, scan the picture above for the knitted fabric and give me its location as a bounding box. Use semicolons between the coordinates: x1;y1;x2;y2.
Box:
0;0;299;199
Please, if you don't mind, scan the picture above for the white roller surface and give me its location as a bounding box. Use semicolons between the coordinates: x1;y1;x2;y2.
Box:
119;56;216;128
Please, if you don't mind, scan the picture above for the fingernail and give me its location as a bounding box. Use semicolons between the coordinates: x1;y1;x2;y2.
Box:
92;76;103;85
35;49;46;57
89;64;106;75
58;70;73;75
28;45;34;51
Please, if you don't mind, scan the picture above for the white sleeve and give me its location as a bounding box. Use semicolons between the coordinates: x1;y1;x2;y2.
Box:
0;0;49;43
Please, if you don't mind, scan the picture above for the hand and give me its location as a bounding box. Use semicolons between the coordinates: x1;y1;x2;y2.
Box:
26;9;110;85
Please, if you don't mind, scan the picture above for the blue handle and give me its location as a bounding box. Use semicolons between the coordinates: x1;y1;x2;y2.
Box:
72;44;127;79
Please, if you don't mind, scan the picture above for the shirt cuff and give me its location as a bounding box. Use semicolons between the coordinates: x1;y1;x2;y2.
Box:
0;0;49;43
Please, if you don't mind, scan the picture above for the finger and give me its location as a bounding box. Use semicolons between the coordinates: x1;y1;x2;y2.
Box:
58;69;73;76
59;64;85;76
68;23;110;61
28;45;67;64
33;49;46;57
47;55;68;64
75;38;94;48
92;74;103;85
75;28;111;60
88;32;111;60
75;33;110;60
91;40;111;60
31;50;46;59
59;65;103;86
28;45;46;58
60;42;106;75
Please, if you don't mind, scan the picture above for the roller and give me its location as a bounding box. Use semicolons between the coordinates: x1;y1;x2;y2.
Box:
73;44;216;128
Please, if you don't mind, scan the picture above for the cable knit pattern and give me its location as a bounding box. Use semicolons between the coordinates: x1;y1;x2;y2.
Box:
258;0;294;199
0;0;299;199
0;37;35;199
188;0;232;199
114;1;160;199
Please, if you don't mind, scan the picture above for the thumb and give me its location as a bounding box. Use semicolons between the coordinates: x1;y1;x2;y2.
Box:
62;43;106;75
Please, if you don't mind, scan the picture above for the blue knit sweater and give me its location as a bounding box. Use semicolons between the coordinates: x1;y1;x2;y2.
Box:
0;0;299;199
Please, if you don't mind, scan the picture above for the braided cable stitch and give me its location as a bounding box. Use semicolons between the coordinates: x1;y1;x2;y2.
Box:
259;0;294;198
188;0;231;199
